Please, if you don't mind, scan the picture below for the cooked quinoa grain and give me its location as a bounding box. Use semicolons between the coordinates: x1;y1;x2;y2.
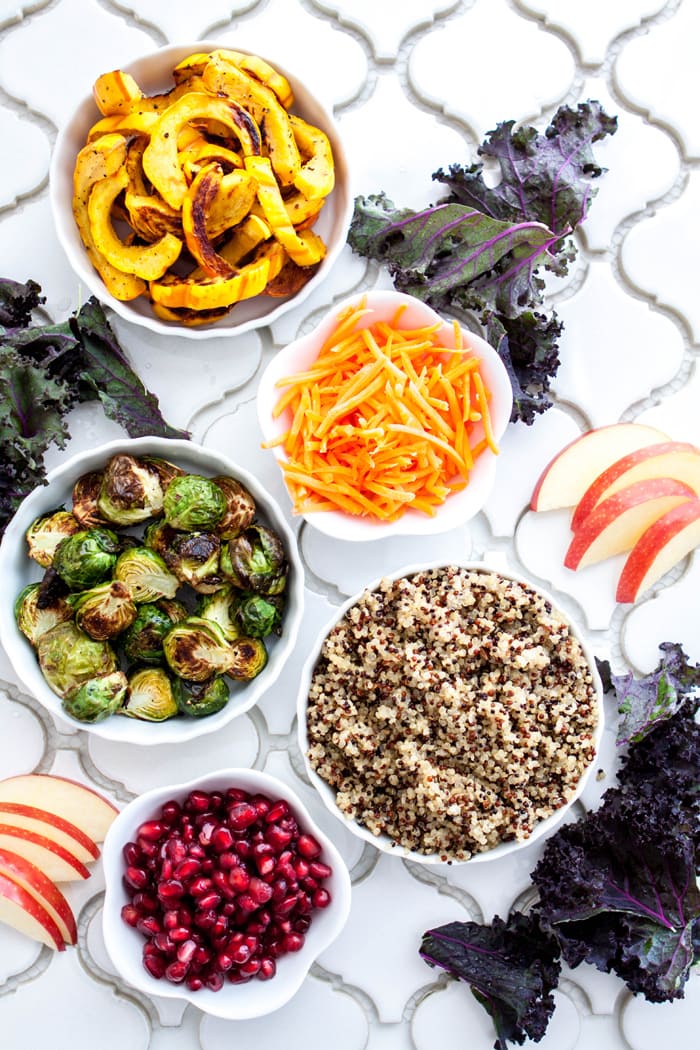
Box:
305;567;598;861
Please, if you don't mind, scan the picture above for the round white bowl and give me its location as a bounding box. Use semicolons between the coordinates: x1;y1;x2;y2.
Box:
0;437;303;744
49;42;352;339
257;290;513;541
102;767;351;1019
297;560;604;864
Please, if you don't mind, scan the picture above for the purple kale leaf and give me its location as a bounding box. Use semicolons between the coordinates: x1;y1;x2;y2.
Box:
0;276;44;327
347;100;616;425
433;101;617;236
607;641;700;746
420;913;561;1049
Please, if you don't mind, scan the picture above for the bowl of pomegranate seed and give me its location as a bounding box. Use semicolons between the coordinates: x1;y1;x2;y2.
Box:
101;768;351;1017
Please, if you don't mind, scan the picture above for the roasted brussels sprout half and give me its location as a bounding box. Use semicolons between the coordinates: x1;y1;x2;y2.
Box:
62;670;128;723
97;454;165;526
226;524;288;596
163;531;222;593
121;600;187;665
172;675;229;718
71;471;108;529
141;456;186;490
195;584;240;641
36;622;118;699
229;636;268;680
14;583;73;646
122;667;179;721
114;547;179;602
52;527;120;590
143;518;179;557
163;616;236;681
68;580;137;641
25;509;81;568
212;475;256;540
163;474;226;531
235;593;284;638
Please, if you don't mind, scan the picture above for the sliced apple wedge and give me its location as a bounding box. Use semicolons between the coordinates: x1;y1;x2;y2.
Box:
616;498;700;603
0;869;65;950
530;422;669;512
0;803;99;863
0;774;118;843
0;848;76;946
564;477;696;571
0;824;90;882
571;441;700;531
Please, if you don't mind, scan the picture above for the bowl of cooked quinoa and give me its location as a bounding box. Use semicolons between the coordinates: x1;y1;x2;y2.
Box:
297;562;604;864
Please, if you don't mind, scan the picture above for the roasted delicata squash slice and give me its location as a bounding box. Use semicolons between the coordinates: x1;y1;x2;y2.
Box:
93;69;143;115
88;167;183;280
142;92;263;210
150;239;286;311
244;155;326;266
210;49;294;109
203;52;300;187
180;141;243;180
72;135;146;301
87;110;161;143
125;191;183;242
182;163;236;278
289;114;335;201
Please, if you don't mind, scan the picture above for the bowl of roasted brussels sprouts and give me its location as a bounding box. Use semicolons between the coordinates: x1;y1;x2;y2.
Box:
50;42;352;338
0;438;303;743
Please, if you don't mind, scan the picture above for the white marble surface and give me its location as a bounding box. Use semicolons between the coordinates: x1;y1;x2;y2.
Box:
0;1;699;1047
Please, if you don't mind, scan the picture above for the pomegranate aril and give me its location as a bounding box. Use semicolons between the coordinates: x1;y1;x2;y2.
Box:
206;972;225;991
233;839;252;860
228;969;251;984
143;952;167;979
188;876;213;898
212;869;235;900
177;939;197;965
211;916;228;938
265;824;293;851
186;790;211;814
169;925;193;944
198;820;217;846
228;866;250;893
293;915;311;934
122;842;142;866
157;879;185;904
239;956;261;977
137;839;159;859
174;858;201;880
124;866;149;890
236;893;258;914
226;787;249;802
194;908;217;930
218;851;237;871
137;820;166;842
249;877;273;905
211;826;233;852
301;876;319;893
216;952;234;972
265;800;289;823
121;904;140;927
165;960;189;982
309;860;333;880
296;834;322;859
165;837;187;863
313;887;332;908
293;857;310;879
137;915;161;936
154;932;174;954
282;931;305;952
197;890;222;911
186;976;204;991
251;794;271;818
271;878;288;902
227;802;258;831
194;946;212;967
160;800;181;825
274;893;298;917
187;843;206;861
133;891;158;913
163;909;179;931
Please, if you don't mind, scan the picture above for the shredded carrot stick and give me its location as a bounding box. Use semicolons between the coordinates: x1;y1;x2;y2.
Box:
263;297;499;520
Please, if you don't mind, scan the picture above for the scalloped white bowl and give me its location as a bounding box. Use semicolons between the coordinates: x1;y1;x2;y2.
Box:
297;560;604;865
102;768;351;1018
0;437;303;744
49;42;352;339
257;290;514;541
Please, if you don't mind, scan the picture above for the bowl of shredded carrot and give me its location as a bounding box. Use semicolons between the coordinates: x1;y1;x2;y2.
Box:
257;290;513;540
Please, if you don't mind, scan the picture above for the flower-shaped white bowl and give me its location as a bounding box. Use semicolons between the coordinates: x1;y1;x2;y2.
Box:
0;437;303;744
49;42;352;339
102;768;351;1019
297;560;604;864
257;290;513;541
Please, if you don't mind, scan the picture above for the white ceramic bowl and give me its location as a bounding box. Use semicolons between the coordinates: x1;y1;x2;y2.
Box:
0;437;303;744
297;561;604;864
102;767;351;1018
49;42;352;339
257;290;513;541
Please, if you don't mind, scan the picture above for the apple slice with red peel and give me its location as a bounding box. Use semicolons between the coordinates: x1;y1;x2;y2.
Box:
0;823;90;882
0;803;99;863
0;848;76;946
564;477;696;571
616;498;700;603
571;441;700;531
0;774;118;843
0;869;65;950
530;423;670;512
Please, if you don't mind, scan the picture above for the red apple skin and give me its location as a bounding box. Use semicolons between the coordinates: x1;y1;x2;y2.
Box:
564;478;696;571
0;847;76;945
0;774;118;843
616;499;700;603
0;869;65;950
530;423;669;512
0;803;99;861
570;441;700;531
0;823;90;882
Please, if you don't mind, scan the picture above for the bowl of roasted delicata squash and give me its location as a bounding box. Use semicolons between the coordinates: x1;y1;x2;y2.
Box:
50;43;352;337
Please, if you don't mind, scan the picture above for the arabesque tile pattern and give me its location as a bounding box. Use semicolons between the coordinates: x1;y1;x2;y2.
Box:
0;1;698;1047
